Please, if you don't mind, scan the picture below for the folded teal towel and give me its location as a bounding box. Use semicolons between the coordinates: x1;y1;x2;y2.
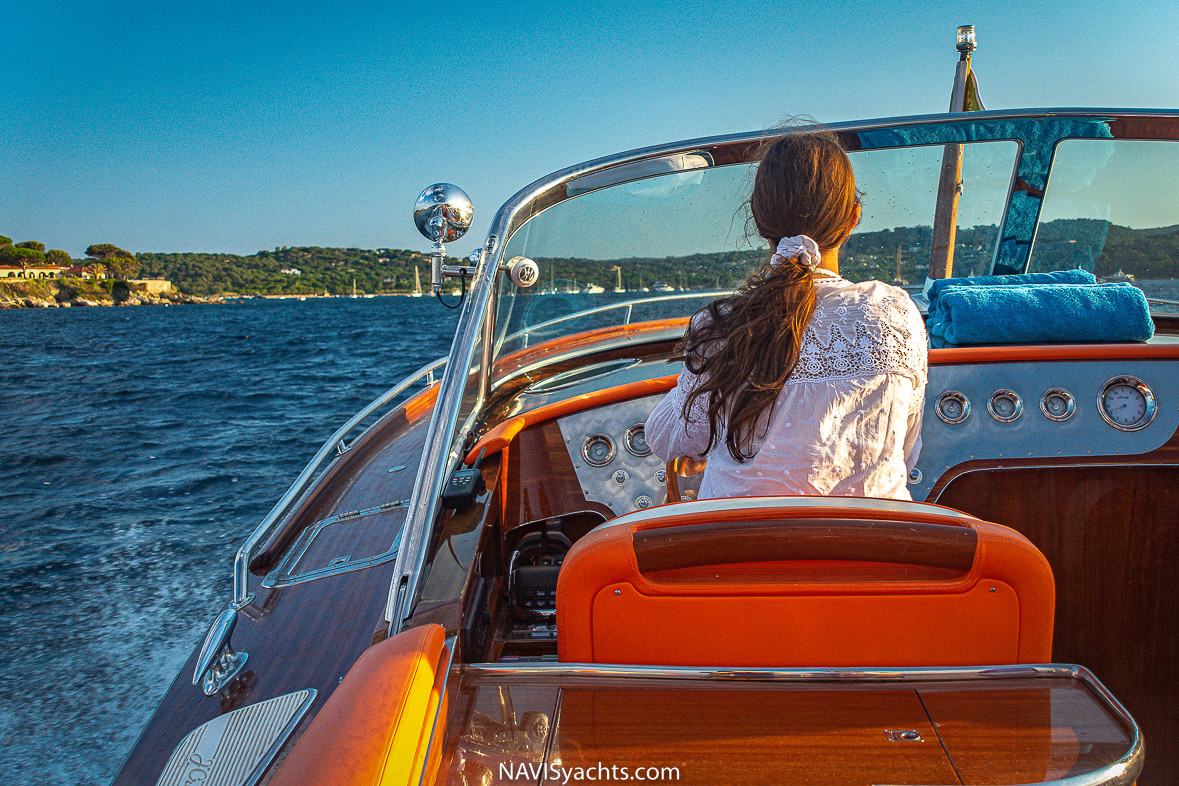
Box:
927;269;1096;317
927;283;1154;347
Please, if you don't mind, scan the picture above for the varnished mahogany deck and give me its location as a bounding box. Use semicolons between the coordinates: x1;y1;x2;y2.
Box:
438;671;1135;786
112;391;457;785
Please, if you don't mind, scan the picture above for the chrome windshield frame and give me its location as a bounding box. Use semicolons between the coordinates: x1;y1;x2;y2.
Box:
385;108;1179;633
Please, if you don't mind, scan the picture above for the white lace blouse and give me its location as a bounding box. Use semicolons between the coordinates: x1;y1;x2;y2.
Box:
645;275;928;501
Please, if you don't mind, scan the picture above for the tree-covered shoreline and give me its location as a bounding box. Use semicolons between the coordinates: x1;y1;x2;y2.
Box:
4;218;1177;300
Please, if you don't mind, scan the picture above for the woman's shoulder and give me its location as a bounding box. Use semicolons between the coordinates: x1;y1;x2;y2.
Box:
810;278;928;375
819;278;922;323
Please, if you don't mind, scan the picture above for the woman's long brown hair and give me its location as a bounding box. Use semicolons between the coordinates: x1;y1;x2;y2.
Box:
681;128;860;462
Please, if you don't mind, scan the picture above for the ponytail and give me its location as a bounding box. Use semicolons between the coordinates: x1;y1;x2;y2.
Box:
679;128;857;462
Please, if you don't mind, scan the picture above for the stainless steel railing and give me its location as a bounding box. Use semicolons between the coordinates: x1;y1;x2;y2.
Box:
231;355;447;609
502;290;729;348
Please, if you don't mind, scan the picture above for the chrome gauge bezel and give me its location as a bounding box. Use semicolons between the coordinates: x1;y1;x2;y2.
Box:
581;434;617;467
935;391;971;425
1039;388;1076;422
987;389;1023;423
623;423;652;457
1097;376;1157;432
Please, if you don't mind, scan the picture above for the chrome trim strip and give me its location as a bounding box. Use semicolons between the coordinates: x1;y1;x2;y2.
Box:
587;495;981;533
499;331;685;391
500;290;726;347
415;637;458;786
241;689;318;786
387;241;500;632
261;501;408;589
232;356;446;609
461;662;1075;681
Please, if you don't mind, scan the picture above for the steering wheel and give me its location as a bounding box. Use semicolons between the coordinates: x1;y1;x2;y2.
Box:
665;456;706;502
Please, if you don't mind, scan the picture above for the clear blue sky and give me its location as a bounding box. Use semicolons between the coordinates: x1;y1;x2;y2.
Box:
6;0;1177;258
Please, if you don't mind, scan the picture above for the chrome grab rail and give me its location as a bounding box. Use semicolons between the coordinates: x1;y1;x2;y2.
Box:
231;355;446;609
461;662;1142;786
502;291;729;348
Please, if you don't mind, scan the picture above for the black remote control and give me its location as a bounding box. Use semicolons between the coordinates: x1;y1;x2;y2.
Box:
441;447;487;509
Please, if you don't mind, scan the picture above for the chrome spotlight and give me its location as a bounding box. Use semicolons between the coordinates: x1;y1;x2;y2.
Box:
413;183;474;293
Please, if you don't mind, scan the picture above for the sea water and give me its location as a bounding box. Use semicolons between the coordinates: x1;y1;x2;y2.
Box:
0;297;457;784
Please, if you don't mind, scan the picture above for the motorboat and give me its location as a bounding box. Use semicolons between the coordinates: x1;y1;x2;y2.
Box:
111;103;1179;786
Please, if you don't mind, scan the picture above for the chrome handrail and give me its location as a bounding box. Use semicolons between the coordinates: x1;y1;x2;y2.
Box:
461;662;1142;786
502;290;730;347
231;355;447;609
1146;296;1179;308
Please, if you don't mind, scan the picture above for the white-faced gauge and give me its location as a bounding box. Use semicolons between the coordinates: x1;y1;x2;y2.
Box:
1098;376;1156;432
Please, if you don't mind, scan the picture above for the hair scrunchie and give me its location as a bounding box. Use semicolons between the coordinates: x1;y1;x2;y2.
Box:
770;235;822;270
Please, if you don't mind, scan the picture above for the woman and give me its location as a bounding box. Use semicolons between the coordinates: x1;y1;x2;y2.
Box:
645;129;927;500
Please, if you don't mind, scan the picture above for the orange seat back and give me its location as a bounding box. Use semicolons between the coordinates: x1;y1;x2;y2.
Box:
556;497;1054;667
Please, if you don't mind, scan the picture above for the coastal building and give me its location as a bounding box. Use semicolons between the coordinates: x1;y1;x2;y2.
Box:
129;278;173;294
0;264;66;279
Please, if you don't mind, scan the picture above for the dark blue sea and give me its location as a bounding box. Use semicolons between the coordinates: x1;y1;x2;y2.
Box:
2;280;1178;785
0;297;458;785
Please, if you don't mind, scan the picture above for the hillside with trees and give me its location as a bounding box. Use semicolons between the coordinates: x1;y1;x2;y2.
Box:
4;219;1176;300
136;247;432;296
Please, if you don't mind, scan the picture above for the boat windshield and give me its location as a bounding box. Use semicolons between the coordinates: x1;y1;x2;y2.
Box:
491;138;1019;379
1029;137;1179;310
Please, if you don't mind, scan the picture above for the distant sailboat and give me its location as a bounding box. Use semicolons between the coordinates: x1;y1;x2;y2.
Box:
411;266;423;297
610;265;626;292
351;278;359;298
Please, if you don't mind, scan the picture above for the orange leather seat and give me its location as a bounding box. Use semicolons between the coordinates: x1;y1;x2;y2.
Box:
269;623;450;786
556;497;1054;667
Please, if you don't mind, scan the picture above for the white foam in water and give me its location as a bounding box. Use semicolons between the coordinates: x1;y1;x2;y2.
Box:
0;298;457;784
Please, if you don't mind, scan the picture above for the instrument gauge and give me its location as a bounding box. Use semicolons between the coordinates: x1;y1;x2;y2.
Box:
1040;389;1076;422
935;391;970;425
987;389;1023;423
581;434;616;467
624;424;652;457
1098;376;1157;432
